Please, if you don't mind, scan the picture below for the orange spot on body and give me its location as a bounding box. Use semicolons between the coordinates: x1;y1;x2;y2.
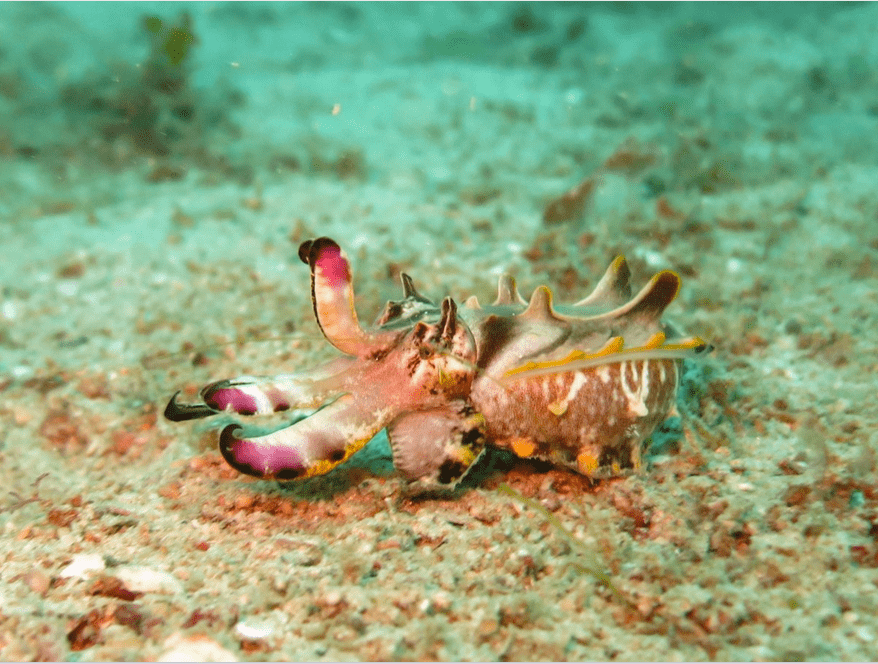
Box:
577;452;599;476
511;438;536;458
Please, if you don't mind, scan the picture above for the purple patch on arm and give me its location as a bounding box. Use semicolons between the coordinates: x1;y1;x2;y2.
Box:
233;437;306;476
316;244;351;290
206;388;258;415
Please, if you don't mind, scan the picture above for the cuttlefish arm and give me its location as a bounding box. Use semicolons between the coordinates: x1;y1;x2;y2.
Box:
298;237;389;356
220;393;397;480
388;401;487;490
165;237;381;423
164;357;355;421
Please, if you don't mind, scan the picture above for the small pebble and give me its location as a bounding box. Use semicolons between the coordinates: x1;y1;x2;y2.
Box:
59;553;105;579
324;590;344;606
234;493;255;509
24;570;51;595
157;633;237;662
235;618;275;641
115;565;182;594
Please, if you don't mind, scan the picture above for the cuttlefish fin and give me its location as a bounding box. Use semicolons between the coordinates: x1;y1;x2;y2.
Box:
219;394;395;480
493;274;526;306
298;237;374;356
387;401;486;490
574;255;632;307
590;270;681;328
502;334;709;381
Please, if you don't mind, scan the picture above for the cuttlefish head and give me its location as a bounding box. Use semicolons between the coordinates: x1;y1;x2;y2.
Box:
389;296;478;404
204;239;479;482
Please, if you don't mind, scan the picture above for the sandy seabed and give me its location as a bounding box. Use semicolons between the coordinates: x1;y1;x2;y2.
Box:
1;2;877;661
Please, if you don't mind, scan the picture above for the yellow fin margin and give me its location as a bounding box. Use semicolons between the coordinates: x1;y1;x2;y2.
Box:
502;334;708;381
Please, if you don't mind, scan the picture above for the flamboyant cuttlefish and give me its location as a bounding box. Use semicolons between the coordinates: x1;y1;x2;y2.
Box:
165;237;709;490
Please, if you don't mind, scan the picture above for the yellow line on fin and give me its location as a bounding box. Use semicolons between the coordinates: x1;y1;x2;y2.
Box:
503;336;625;378
643;331;666;349
660;335;708;352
